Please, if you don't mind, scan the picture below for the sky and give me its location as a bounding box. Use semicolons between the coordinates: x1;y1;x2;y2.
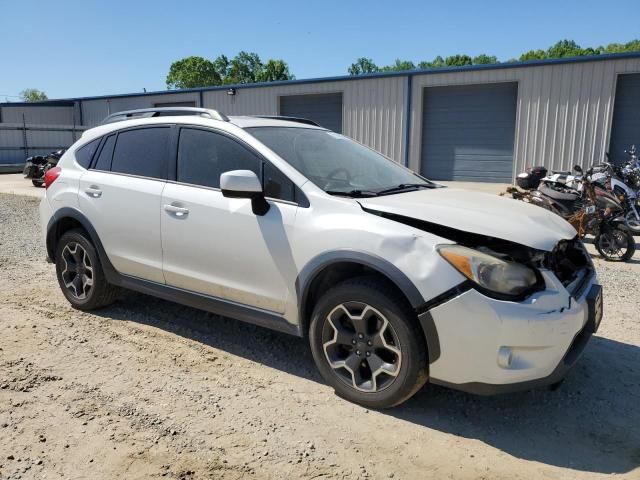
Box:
1;0;639;100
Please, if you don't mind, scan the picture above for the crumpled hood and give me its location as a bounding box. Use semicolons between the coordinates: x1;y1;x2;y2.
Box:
358;187;576;251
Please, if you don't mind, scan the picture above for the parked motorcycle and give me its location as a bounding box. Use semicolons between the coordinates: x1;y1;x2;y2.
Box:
592;146;640;234
504;165;636;261
23;150;65;187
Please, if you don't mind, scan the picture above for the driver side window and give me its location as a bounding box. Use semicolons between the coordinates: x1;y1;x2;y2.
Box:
178;128;260;189
177;127;297;203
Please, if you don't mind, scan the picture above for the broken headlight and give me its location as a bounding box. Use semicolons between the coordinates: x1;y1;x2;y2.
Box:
437;245;541;299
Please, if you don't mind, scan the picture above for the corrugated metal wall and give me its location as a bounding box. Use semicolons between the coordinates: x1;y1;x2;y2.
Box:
1;105;76;124
202;76;407;163
409;57;640;178
81;92;202;126
3;56;640;179
0;103;86;167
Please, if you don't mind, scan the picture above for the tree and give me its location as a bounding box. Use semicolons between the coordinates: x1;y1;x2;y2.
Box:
167;52;293;88
166;56;220;89
546;39;586;58
258;59;294;82
445;54;473;66
226;51;263;84
519;49;546;61
380;59;416;72
349;57;379;75
212;54;231;80
20;88;48;102
418;56;445;69
604;39;640;53
472;54;498;65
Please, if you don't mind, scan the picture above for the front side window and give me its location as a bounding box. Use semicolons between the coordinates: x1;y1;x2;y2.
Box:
111;127;169;179
177;128;260;189
248;127;432;195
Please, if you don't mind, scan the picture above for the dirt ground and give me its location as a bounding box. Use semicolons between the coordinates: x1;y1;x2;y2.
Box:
0;192;639;480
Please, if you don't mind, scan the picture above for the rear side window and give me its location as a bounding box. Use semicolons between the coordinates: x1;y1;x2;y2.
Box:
93;135;116;171
111;127;169;179
75;139;100;168
177;128;260;188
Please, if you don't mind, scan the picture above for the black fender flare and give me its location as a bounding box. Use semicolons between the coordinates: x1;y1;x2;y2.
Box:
295;249;425;325
46;207;119;283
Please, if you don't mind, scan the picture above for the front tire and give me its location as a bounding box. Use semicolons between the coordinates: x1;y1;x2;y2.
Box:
55;229;119;310
309;277;428;408
595;227;636;262
32;179;44;187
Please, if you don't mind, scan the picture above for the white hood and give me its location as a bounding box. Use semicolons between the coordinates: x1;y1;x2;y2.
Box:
359;187;576;251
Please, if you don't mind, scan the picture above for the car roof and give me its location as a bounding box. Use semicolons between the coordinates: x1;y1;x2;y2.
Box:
78;114;327;146
228;116;326;129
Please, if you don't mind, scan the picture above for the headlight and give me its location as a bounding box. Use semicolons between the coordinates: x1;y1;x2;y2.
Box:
437;245;540;298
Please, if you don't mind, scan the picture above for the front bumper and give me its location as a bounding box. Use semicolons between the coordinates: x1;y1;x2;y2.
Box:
424;270;600;394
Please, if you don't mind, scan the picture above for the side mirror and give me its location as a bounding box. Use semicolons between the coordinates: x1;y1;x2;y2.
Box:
573;165;583;173
220;170;270;216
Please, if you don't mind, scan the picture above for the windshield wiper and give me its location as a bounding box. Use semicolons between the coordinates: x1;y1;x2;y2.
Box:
376;183;435;195
325;189;379;198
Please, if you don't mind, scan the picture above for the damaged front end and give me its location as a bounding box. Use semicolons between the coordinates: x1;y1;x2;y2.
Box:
363;207;593;300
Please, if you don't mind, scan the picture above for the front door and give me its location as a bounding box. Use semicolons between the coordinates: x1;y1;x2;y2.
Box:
160;127;298;314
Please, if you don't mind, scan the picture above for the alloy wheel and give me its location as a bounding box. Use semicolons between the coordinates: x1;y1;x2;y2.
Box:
61;242;94;299
597;230;629;260
322;302;402;393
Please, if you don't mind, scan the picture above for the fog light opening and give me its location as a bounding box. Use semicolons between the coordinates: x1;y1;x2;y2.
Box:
498;347;513;368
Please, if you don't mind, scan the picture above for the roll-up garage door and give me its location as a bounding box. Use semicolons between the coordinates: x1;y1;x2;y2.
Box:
279;93;343;133
421;82;518;182
609;73;640;161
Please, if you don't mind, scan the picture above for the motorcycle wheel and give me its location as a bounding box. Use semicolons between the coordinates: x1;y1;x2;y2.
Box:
595;227;636;262
624;209;640;235
32;179;44;188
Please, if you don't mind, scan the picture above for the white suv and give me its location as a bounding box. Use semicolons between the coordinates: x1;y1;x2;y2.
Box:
40;107;602;408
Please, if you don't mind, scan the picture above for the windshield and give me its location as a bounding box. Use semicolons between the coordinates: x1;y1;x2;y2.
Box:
247;127;432;196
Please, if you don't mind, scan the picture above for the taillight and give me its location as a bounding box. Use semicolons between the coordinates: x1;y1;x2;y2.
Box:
44;166;62;189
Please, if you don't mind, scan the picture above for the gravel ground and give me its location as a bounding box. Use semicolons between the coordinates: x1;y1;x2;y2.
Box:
0;192;639;480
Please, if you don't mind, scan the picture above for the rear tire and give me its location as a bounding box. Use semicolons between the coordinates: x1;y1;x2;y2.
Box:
309;276;428;408
595;227;636;262
32;179;44;187
55;229;119;310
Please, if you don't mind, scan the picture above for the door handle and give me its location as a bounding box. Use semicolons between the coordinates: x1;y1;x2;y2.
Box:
163;204;190;217
85;186;102;198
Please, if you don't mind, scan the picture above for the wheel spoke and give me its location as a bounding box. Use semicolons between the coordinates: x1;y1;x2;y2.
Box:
344;353;370;390
367;353;399;377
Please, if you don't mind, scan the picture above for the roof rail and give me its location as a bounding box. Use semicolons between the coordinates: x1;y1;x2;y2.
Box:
102;107;229;124
254;115;320;127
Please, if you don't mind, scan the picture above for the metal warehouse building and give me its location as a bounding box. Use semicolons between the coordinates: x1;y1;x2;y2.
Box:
2;52;640;182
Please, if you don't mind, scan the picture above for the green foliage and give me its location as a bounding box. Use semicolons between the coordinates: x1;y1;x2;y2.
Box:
349;39;640;74
519;49;546;61
603;39;640;53
226;51;263;84
445;54;473;66
258;59;295;82
472;54;498;65
20;88;48;102
348;57;379;75
166;56;220;89
167;52;293;89
380;59;416;72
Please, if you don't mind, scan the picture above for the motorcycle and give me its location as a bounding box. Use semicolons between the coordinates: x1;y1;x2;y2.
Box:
593;146;640;234
504;165;636;261
23;149;65;187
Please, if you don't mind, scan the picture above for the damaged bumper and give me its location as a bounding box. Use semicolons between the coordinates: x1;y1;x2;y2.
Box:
423;270;601;395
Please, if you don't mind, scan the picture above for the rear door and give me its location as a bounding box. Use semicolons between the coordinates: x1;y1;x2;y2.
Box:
78;126;171;283
160;127;299;314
